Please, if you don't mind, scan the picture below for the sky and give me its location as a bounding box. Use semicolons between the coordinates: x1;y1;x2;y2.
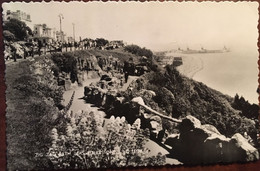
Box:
2;1;258;51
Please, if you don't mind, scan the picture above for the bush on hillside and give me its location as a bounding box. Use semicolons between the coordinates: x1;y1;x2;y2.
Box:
3;30;15;41
51;53;77;73
96;38;109;47
128;64;258;143
13;74;63;107
232;94;259;119
124;45;153;59
42;110;166;169
51;53;78;83
3;18;32;41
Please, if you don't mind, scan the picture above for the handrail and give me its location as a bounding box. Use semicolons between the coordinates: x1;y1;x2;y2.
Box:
131;97;181;123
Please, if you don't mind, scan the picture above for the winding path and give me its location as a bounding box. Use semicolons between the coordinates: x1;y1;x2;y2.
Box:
63;74;139;113
62;72;182;165
62;72;100;113
119;75;139;91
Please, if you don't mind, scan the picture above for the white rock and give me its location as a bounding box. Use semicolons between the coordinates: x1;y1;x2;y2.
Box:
131;97;145;106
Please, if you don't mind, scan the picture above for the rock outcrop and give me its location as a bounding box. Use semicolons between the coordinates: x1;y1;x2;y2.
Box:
165;115;259;164
83;72;259;165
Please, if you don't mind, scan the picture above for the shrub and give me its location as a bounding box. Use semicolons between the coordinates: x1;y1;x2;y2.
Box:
3;18;32;41
232;94;259;119
3;30;15;41
13;74;63;107
43;110;166;169
51;52;78;83
129;64;258;144
95;38;109;47
124;45;153;59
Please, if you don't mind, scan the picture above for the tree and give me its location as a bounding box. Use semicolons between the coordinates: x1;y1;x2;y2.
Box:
232;94;259;119
3;18;32;41
3;30;15;41
124;45;153;58
95;38;109;47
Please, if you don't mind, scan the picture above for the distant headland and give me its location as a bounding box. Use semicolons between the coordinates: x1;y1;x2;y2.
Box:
175;46;230;54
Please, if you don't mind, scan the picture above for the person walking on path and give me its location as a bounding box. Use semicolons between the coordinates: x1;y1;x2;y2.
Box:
123;61;129;83
64;42;67;51
11;46;17;62
23;46;27;59
30;45;34;57
124;71;129;83
38;40;42;56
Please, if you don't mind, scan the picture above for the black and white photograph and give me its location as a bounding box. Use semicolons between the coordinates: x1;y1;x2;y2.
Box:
2;1;259;170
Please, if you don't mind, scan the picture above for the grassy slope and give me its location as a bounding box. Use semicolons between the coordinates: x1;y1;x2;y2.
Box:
5;57;62;169
5;60;38;169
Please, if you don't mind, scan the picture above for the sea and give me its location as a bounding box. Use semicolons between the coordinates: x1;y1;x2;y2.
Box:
168;49;259;104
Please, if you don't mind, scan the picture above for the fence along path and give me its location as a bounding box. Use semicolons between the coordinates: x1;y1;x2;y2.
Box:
131;97;182;123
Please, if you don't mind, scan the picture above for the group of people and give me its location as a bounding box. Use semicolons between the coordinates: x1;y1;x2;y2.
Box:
6;40;58;62
6;41;37;62
5;39;101;62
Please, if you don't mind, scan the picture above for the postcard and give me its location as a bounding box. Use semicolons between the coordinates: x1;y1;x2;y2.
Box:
2;1;259;170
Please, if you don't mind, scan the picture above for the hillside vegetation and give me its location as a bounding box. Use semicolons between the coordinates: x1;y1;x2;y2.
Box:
5;57;63;169
5;48;166;170
5;45;259;169
123;64;258;143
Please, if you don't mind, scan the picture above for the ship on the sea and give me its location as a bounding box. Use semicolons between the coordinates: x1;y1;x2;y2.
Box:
177;46;230;54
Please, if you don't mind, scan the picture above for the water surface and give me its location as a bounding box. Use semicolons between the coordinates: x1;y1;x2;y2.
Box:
169;49;258;104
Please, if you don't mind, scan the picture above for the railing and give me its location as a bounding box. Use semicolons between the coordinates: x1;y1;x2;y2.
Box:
131;97;181;123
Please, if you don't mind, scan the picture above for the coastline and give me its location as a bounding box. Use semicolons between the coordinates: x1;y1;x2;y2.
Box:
176;55;204;79
169;51;258;104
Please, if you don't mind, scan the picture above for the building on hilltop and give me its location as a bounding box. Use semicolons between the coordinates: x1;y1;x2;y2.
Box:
56;31;66;43
4;10;31;22
67;36;75;43
31;24;56;44
3;10;33;29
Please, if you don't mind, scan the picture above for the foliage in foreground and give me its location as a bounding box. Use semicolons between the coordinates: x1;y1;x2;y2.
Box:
44;110;166;169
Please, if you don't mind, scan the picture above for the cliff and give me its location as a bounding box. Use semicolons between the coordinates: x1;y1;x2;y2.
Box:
127;64;258;142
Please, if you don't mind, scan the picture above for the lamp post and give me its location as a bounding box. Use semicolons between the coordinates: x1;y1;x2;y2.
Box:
58;14;64;32
72;23;75;42
58;14;64;42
